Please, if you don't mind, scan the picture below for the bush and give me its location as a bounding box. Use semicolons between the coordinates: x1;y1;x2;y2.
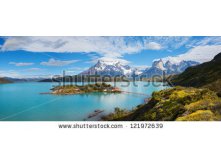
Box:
176;110;216;121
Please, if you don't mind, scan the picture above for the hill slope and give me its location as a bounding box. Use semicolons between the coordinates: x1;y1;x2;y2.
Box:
172;52;221;87
102;87;221;121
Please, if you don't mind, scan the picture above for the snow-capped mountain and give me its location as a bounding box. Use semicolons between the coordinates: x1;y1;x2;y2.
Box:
141;59;166;78
141;59;199;77
80;60;133;76
132;68;144;76
165;60;199;74
80;58;199;77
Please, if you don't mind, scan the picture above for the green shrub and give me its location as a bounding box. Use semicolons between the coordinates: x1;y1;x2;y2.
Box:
176;110;216;121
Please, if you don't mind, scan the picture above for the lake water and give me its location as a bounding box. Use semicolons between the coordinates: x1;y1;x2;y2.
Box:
0;82;167;121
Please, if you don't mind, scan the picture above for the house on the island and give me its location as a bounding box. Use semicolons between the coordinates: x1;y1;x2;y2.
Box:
112;87;120;92
103;87;120;92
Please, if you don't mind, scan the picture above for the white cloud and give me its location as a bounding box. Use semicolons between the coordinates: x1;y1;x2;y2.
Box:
9;62;34;66
3;36;221;66
98;57;130;65
145;42;162;50
160;45;221;64
143;36;191;49
40;58;79;66
133;65;150;70
1;37;163;58
1;36;196;66
193;37;221;46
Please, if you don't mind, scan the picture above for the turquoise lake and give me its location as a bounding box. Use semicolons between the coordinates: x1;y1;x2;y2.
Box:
0;82;167;121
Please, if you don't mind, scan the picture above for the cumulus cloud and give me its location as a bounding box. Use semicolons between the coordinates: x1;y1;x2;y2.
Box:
3;36;221;66
40;58;79;66
191;37;221;47
159;45;221;64
9;62;34;66
0;37;166;58
145;42;162;50
98;57;130;65
1;36;196;65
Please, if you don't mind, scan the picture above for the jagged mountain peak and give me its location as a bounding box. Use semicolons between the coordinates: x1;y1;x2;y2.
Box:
81;57;200;77
152;59;166;71
80;60;133;76
141;59;200;78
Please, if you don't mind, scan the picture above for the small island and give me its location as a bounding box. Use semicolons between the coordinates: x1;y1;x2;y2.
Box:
50;83;121;95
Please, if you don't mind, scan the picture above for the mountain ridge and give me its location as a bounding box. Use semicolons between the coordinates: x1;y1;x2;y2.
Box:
80;60;134;76
172;52;221;87
141;59;199;78
80;59;199;77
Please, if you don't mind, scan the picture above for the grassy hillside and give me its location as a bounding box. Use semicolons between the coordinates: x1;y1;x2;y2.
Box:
202;79;221;97
172;52;221;88
102;87;221;121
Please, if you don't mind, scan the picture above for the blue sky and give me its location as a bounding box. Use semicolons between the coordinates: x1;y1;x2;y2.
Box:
0;36;221;78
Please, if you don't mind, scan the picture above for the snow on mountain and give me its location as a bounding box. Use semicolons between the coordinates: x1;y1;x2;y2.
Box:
141;59;199;78
80;58;199;78
80;60;133;76
152;59;166;71
132;68;143;76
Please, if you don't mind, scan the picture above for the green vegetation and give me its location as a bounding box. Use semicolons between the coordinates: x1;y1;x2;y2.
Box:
103;87;221;121
102;107;130;121
176;110;216;121
203;79;221;97
0;78;12;84
51;83;121;95
112;52;219;121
